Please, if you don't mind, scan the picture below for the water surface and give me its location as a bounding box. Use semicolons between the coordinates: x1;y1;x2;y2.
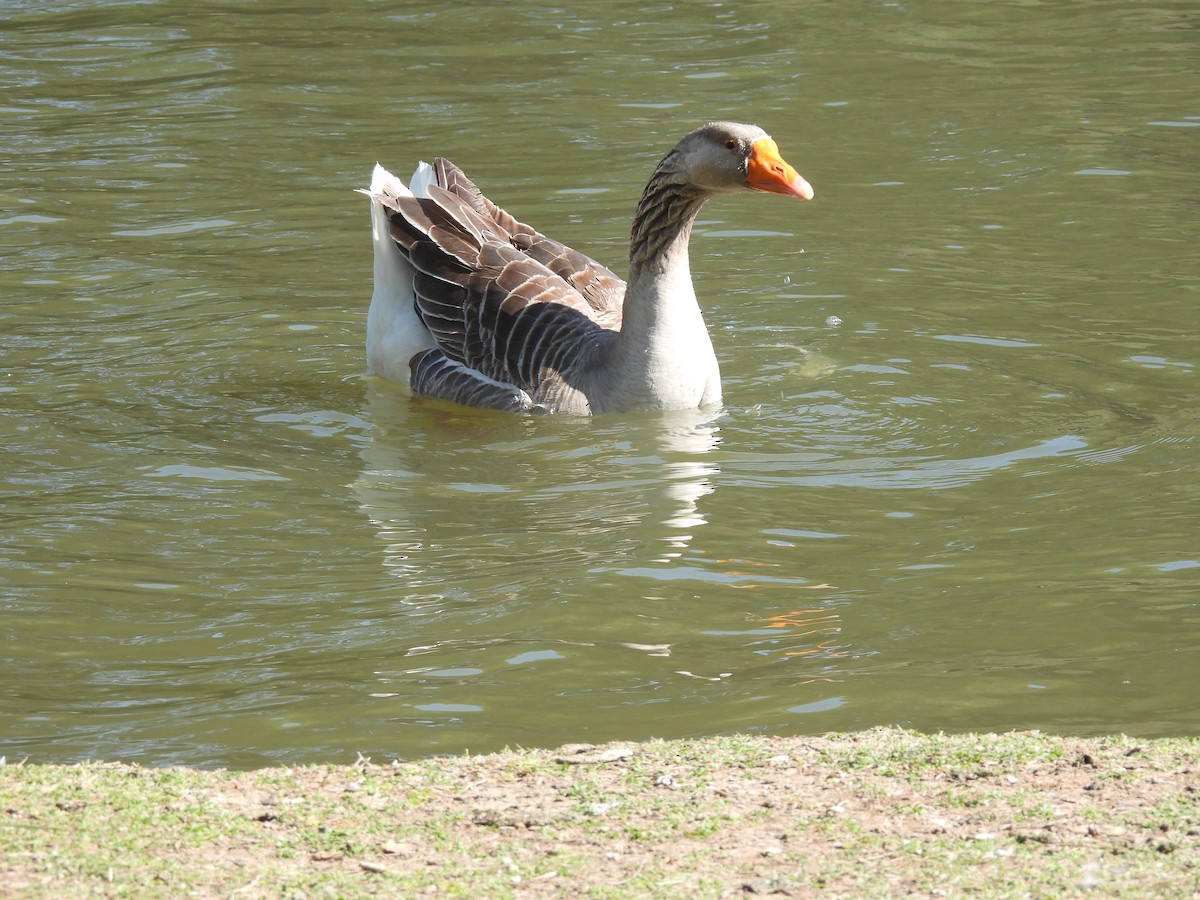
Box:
2;0;1198;766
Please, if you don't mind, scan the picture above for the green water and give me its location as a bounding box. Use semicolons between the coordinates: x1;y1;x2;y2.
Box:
2;1;1197;766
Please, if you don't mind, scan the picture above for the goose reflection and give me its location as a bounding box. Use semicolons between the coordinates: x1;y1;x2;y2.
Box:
353;382;722;606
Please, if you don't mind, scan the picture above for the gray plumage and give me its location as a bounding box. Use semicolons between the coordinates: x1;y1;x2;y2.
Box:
363;122;813;414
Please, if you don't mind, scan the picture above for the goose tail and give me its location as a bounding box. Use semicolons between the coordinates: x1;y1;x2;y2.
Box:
361;163;437;385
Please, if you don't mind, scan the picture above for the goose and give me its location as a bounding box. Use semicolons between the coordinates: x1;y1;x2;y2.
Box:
362;122;812;414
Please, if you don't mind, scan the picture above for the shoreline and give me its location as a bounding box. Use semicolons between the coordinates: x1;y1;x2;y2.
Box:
2;728;1197;897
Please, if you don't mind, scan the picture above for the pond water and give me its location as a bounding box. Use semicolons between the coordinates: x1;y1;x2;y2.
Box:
3;0;1198;767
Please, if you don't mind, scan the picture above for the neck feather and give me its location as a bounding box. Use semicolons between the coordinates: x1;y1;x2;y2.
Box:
628;166;709;280
592;161;720;410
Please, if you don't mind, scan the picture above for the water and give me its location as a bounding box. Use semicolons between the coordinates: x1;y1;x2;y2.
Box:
2;0;1198;767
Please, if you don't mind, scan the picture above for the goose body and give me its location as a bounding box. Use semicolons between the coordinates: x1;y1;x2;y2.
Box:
362;122;812;414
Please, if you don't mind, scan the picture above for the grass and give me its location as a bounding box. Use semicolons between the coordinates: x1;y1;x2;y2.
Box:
1;728;1197;897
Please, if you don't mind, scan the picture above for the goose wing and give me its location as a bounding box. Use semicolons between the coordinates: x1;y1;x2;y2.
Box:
381;164;624;409
432;158;625;324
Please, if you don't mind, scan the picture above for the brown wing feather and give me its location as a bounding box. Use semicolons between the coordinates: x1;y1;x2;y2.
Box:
432;158;625;325
383;176;615;398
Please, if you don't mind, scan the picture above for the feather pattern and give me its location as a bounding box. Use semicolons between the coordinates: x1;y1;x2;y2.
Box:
362;122;812;414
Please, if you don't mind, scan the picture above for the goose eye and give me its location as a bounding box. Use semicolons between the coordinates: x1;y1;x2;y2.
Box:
724;139;738;150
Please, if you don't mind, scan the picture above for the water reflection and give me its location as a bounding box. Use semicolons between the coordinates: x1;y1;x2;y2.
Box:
349;387;858;745
354;382;723;604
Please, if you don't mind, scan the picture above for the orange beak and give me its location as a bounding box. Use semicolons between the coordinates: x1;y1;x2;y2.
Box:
746;135;814;200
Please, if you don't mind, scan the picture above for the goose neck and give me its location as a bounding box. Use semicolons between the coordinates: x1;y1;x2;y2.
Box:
628;171;709;284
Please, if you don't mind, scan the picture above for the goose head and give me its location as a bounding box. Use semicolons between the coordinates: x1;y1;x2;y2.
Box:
668;122;814;201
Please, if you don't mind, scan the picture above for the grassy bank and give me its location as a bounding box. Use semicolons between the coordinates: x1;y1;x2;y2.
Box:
2;728;1197;897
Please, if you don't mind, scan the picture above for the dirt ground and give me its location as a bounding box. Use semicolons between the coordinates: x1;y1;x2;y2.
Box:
2;728;1198;897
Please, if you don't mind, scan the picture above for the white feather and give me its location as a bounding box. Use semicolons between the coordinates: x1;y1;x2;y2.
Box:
362;163;437;386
